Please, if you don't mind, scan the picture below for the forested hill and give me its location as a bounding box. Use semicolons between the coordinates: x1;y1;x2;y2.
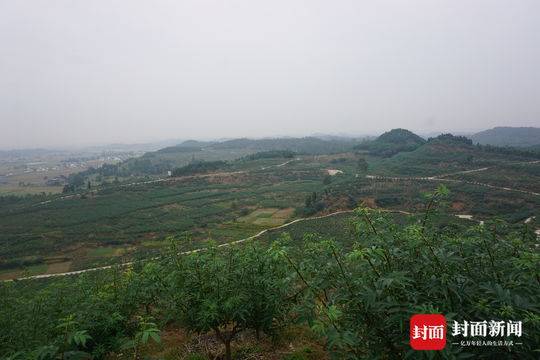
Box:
354;128;426;157
370;133;540;176
470;126;540;147
66;137;361;182
64;130;540;188
211;137;359;153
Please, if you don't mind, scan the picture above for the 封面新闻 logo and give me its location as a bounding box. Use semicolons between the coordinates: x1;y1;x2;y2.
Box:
410;314;447;350
410;314;523;350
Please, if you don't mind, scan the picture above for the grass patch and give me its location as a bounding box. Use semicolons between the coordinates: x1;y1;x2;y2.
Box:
87;247;124;257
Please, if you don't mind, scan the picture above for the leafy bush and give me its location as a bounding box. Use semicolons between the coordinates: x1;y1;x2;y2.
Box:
163;242;291;360
1;187;538;359
270;187;539;358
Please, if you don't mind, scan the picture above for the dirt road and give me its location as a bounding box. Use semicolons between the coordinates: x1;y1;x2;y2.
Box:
4;209;355;281
366;160;540;197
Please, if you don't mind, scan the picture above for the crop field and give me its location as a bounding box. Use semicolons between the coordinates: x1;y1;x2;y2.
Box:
1;133;539;359
4;204;536;359
1;134;539;282
1;146;539;281
237;207;295;226
368;142;538;177
446;161;540;193
0;156;337;278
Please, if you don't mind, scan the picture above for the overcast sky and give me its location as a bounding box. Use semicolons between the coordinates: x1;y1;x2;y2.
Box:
1;1;539;149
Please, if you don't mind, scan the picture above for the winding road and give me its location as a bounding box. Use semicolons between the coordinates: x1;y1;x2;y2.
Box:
33;159;299;207
6;158;538;282
4;208;423;282
366;160;540;197
4;209;356;281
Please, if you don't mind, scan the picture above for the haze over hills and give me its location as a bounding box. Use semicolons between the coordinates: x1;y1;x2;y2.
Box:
470;127;540;147
4;126;539;154
2;0;540;357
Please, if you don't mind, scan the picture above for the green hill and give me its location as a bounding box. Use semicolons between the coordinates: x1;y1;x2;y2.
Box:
355;128;426;157
212;137;357;154
470;126;540;147
372;133;538;176
67;137;358;183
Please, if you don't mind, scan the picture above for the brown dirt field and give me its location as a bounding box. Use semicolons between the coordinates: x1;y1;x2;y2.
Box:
238;208;295;227
143;232;159;239
452;201;466;211
113;325;328;360
273;207;295;219
0;270;22;281
161;203;185;210
238;208;278;222
46;261;72;274
253;217;285;226
206;173;248;185
361;197;377;208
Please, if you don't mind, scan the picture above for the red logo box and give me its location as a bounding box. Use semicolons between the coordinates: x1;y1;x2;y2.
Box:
410;314;447;350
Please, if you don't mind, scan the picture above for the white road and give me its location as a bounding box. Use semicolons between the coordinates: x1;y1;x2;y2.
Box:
6;158;538;282
366;160;540;197
3;209;355;282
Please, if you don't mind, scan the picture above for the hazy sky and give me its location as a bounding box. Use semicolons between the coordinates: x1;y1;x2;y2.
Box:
1;1;539;149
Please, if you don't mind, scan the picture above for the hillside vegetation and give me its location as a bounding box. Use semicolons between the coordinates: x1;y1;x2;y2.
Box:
212;137;358;153
1;131;539;279
371;133;540;176
1;199;538;359
1;129;539;359
470;126;540;147
65;137;359;188
354;128;426;157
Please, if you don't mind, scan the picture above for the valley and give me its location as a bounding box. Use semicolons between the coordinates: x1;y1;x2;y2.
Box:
1;132;538;281
1;129;539;359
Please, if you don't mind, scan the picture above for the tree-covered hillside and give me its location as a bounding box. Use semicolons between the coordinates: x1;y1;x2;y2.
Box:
470;127;540;147
370;133;540;176
212;137;358;154
354;128;426;157
66;137;359;186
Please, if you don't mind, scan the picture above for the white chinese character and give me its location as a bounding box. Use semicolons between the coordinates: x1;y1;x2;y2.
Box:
428;325;444;339
470;321;488;337
452;320;468;337
506;321;522;337
413;325;427;340
488;320;505;337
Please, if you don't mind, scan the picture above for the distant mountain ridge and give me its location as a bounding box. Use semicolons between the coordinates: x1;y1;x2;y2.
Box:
70;136;361;179
470;127;540;147
212;137;359;153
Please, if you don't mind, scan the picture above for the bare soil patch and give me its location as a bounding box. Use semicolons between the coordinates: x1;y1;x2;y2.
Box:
452;201;466;211
46;261;72;274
